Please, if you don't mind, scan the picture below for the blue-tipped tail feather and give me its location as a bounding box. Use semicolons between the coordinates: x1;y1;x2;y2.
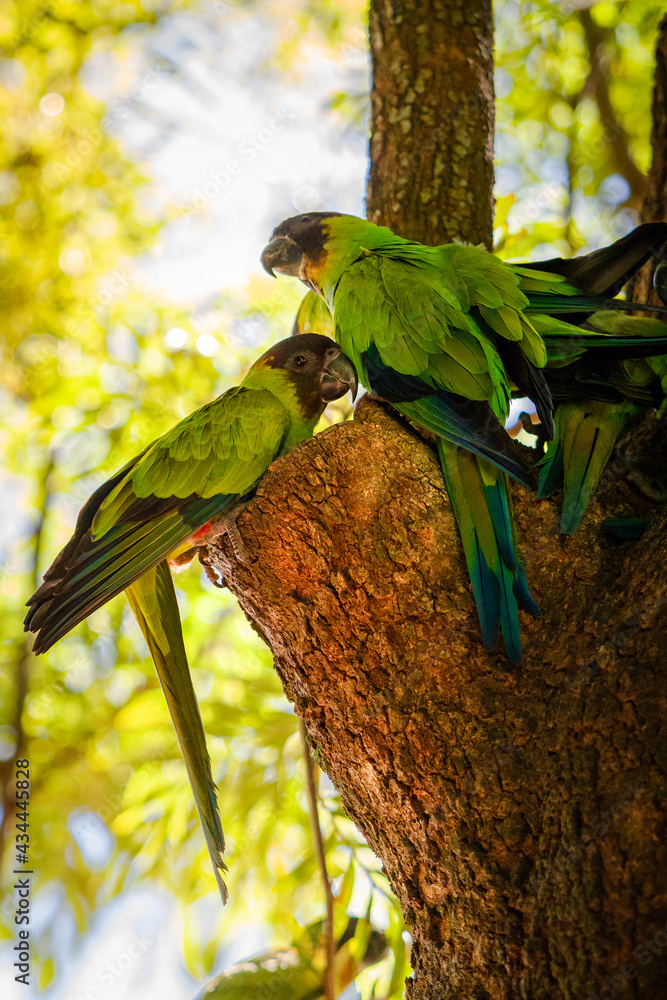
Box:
438;444;539;665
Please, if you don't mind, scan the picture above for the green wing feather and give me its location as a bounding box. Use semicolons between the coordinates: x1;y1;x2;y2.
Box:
326;234;545;663
537;337;666;534
25;385;291;652
533;300;667;534
534;330;667;536
333;248;542;418
515;222;667;295
292;290;335;337
126;561;228;902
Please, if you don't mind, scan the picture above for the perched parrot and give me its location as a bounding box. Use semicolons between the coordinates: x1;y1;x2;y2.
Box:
261;213;667;664
294;290;667;540
536;331;667;533
292;222;667;540
262;213;560;664
24;334;358;901
521;222;667;533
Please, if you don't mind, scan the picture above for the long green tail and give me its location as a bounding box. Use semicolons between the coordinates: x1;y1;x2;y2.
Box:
537;400;635;535
125;561;228;902
438;442;540;665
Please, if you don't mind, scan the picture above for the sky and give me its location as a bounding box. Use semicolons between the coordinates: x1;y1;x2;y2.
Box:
85;3;369;307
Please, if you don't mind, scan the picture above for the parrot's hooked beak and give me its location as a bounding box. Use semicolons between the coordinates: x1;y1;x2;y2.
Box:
320;350;358;402
261;235;304;278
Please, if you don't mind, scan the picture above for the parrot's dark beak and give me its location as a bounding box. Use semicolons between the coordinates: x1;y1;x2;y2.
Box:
320;351;358;402
260;236;304;278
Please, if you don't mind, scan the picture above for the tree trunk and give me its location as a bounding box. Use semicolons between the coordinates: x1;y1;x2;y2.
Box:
367;0;494;247
208;7;667;998
628;13;667;305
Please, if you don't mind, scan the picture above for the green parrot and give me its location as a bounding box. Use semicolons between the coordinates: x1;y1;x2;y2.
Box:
24;334;358;901
262;213;560;664
261;213;667;664
520;222;667;533
536;326;667;534
294;289;667;539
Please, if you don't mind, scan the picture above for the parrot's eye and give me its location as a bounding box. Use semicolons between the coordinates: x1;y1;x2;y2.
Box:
293;355;308;368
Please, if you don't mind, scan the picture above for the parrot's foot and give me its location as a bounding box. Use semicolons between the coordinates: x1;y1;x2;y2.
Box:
198;549;226;589
188;498;255;565
223;504;254;564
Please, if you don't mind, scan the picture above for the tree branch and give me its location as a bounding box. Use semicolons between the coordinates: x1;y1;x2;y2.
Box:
579;8;647;209
300;719;335;1000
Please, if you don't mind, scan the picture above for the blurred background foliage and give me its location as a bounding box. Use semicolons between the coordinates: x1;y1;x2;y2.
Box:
0;0;665;997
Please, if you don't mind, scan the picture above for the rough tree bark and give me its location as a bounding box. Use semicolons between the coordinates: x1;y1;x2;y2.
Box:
366;0;494;247
208;6;667;999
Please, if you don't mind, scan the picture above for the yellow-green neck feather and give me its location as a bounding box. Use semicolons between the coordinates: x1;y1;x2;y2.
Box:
242;360;321;446
312;216;413;306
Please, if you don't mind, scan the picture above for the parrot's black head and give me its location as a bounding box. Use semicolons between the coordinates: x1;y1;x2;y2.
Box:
258;333;358;416
260;212;344;278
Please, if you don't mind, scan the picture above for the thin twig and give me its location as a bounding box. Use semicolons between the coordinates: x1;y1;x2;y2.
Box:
579;8;647;208
300;718;335;1000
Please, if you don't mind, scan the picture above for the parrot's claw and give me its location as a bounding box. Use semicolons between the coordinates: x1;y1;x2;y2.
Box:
198;549;226;589
224;506;254;565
